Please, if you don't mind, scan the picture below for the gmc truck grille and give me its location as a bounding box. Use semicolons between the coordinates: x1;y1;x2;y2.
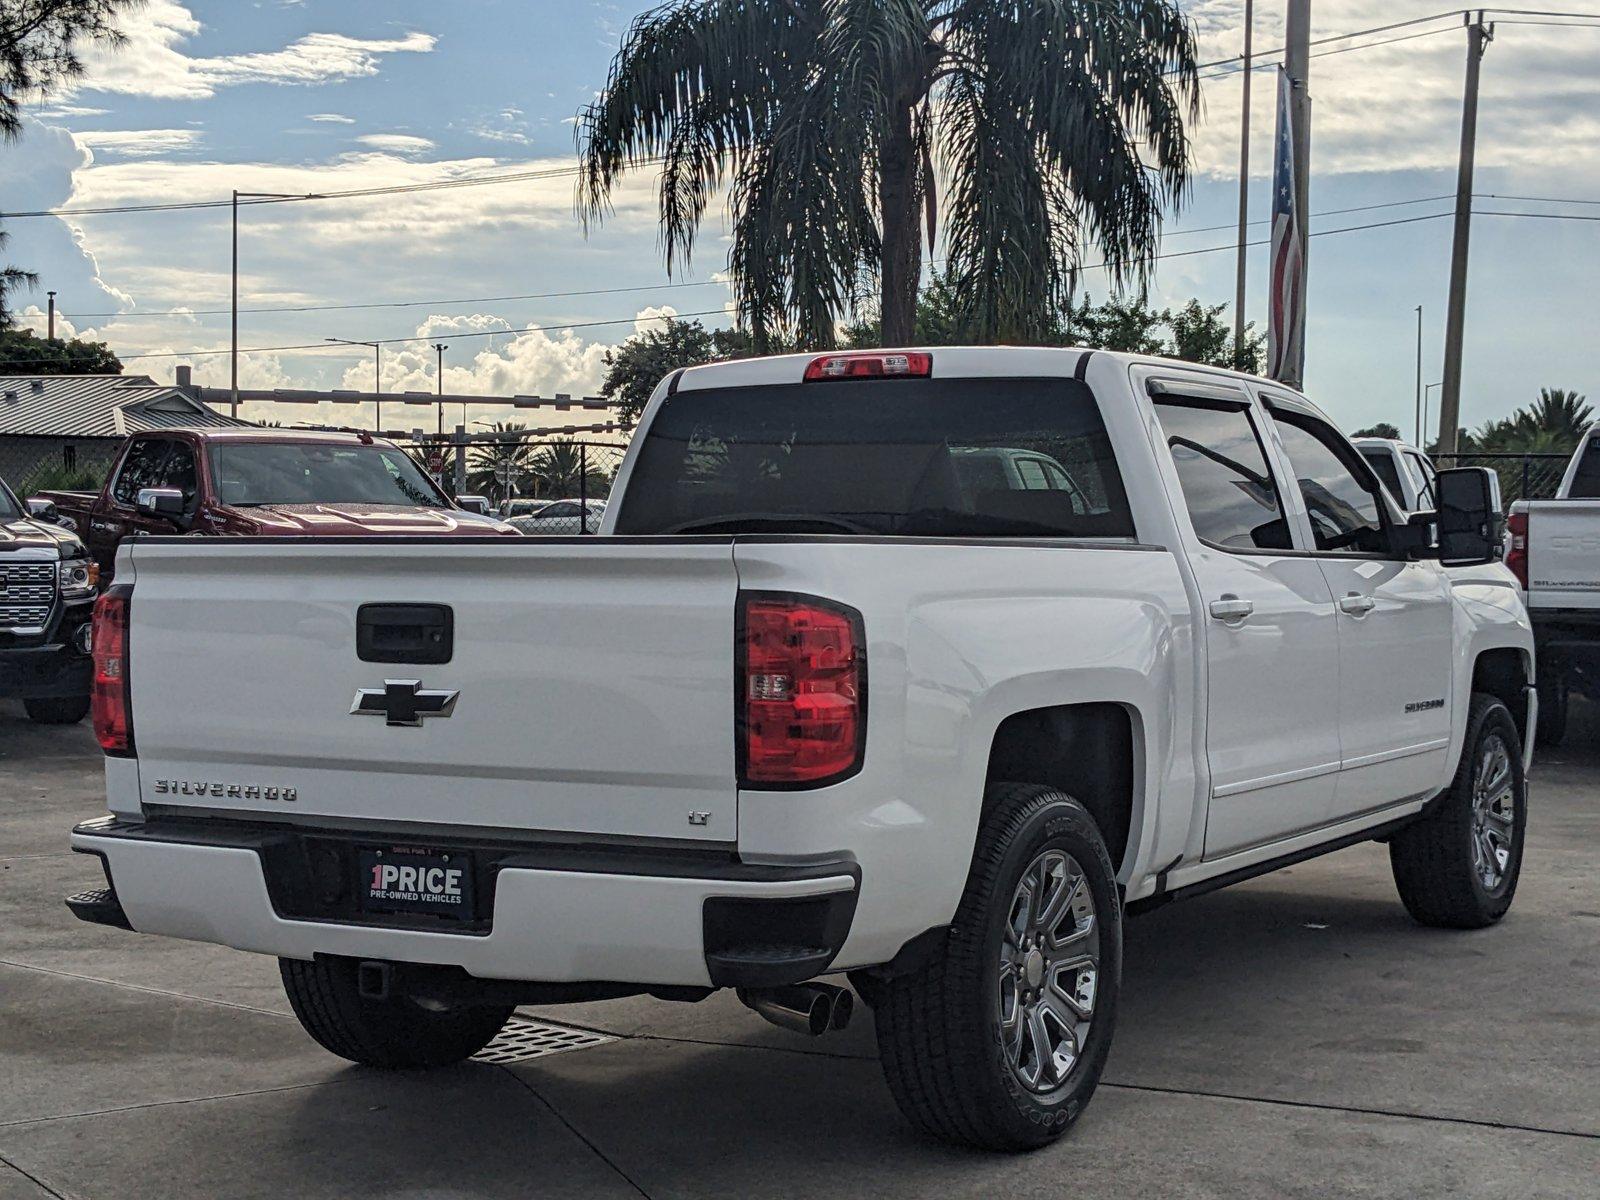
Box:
0;562;56;633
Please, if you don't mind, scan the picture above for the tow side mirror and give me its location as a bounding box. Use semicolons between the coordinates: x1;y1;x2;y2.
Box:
1430;467;1503;566
136;487;188;525
26;498;60;523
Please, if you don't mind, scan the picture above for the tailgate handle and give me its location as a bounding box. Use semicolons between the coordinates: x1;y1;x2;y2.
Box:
357;604;453;664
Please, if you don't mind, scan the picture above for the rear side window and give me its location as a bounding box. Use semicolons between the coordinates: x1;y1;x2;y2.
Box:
614;377;1135;539
1568;440;1600;498
112;439;172;506
1154;400;1292;551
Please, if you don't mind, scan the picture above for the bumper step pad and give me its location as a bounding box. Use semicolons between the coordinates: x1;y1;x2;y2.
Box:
65;887;133;930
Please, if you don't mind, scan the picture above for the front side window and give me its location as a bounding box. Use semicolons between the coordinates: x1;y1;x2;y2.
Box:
1403;452;1436;508
1271;413;1390;554
615;377;1134;539
112;439;174;506
159;442;199;511
1155;400;1292;551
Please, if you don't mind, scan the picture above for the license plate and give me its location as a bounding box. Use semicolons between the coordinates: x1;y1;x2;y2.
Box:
356;846;475;919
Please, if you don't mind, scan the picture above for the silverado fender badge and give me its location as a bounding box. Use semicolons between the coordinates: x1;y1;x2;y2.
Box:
350;679;460;727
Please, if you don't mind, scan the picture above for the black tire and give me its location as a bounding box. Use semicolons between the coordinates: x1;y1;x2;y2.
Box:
279;957;513;1069
24;695;90;725
874;783;1121;1151
1390;695;1526;929
1535;672;1567;748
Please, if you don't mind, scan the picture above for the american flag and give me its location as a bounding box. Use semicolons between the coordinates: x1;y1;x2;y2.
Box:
1267;67;1304;384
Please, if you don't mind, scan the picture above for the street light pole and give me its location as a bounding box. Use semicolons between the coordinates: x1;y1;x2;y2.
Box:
324;337;383;430
1414;305;1424;444
433;342;448;436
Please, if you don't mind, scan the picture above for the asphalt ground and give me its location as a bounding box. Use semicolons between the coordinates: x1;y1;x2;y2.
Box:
2;698;1596;1199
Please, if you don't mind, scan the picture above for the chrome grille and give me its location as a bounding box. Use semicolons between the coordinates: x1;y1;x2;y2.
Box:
0;561;56;632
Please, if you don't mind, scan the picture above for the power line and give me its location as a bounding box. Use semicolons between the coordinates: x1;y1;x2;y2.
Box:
62;193;1484;320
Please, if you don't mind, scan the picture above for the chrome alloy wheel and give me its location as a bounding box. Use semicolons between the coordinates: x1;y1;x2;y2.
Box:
997;849;1100;1094
1471;733;1517;892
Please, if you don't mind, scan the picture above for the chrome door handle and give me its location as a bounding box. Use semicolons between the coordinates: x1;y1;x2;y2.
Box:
1209;595;1254;622
1338;592;1376;616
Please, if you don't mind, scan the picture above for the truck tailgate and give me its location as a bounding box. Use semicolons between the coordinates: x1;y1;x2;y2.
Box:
122;538;740;842
1524;501;1600;610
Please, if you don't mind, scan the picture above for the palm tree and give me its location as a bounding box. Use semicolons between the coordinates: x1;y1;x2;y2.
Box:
529;439;610;499
578;0;1199;348
467;422;537;505
1464;388;1593;455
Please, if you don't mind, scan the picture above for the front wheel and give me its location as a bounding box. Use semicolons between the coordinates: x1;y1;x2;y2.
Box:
1390;695;1527;929
24;695;91;725
280;957;513;1069
874;783;1121;1151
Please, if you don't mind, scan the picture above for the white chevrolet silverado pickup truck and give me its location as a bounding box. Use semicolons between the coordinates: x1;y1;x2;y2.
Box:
69;348;1534;1151
1506;428;1600;745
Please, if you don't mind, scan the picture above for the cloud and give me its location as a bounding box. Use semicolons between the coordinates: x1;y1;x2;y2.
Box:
74;128;203;158
356;134;435;156
72;0;436;101
1184;1;1600;180
308;113;356;124
15;305;80;341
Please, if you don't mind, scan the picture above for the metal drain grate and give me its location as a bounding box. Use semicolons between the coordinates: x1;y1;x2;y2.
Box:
473;1017;617;1065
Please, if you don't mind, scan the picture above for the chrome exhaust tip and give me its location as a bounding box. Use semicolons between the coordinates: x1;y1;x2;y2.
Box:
737;983;853;1037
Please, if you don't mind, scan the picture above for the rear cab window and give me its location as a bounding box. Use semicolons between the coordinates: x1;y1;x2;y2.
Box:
1567;437;1600;498
613;377;1135;539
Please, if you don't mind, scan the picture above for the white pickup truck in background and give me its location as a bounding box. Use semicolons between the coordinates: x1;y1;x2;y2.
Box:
69;348;1534;1152
1507;428;1600;745
1354;436;1440;515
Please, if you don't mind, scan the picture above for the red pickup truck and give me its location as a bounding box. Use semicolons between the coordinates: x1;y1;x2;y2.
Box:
36;429;516;581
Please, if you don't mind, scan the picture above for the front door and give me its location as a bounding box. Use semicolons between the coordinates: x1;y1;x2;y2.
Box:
1151;394;1344;858
1265;404;1455;819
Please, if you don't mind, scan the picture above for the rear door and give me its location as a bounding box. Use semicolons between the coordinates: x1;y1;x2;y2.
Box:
1146;381;1343;858
1262;399;1454;818
124;538;742;842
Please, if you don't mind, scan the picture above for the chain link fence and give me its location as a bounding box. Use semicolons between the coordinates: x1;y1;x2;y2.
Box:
390;434;632;535
1433;452;1570;510
0;436;124;500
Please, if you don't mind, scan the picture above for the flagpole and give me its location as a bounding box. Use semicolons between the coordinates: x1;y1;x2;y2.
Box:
1284;0;1312;389
1232;0;1254;368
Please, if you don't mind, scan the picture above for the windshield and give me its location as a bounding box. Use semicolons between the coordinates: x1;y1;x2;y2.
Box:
209;442;447;508
614;377;1134;538
0;477;21;522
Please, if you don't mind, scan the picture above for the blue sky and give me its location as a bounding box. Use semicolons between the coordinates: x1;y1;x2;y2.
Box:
4;0;1598;437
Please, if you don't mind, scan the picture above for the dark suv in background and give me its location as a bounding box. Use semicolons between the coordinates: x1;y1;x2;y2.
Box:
0;476;97;724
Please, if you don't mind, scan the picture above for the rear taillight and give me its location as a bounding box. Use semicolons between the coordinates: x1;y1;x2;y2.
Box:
803;351;931;381
739;594;865;787
1506;512;1529;589
91;587;133;756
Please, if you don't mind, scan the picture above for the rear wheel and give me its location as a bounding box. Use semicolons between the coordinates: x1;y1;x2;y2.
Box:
874;783;1120;1151
1390;695;1526;929
24;696;90;725
280;957;513;1069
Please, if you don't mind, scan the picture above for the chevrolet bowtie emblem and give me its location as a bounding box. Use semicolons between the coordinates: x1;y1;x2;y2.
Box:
350;679;459;727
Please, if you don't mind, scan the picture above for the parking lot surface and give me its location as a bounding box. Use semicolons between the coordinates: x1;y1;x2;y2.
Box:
2;700;1596;1199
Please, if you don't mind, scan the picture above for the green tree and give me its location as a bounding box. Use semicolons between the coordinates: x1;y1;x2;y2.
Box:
0;327;121;373
0;227;39;329
1;0;141;141
578;0;1198;348
1353;423;1402;440
599;318;760;427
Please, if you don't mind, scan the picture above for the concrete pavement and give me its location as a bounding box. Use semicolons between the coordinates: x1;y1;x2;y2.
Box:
2;698;1596;1198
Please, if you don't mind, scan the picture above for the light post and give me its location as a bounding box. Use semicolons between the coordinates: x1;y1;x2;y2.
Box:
233;189;324;418
325;337;383;429
433;342;448;436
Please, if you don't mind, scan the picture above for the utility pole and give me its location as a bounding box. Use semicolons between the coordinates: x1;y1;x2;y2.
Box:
325;338;383;430
433;342;448;436
231;190;238;417
1437;12;1493;457
1283;0;1312;390
46;291;56;340
1233;0;1254;367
